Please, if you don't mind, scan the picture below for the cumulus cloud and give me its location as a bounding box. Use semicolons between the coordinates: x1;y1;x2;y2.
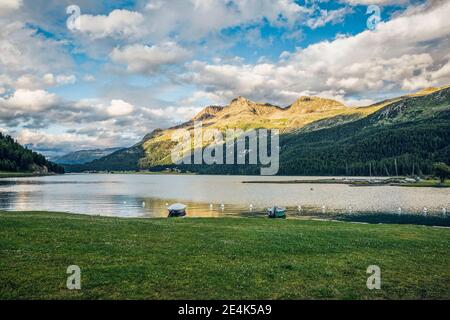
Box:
0;0;22;15
341;0;408;5
181;1;450;105
0;92;132;131
9;73;77;90
76;9;145;40
143;105;202;121
430;58;450;82
82;74;95;82
0;89;57;112
63;0;350;51
139;0;309;41
54;74;77;85
306;7;352;29
13;128;130;158
110;42;191;74
0;21;74;93
106;99;134;116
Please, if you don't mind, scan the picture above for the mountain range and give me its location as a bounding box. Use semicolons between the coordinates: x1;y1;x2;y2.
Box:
53;147;123;165
66;86;450;176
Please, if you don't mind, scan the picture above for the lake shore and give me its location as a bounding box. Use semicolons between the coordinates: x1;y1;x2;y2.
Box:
1;210;449;299
73;170;196;175
0;171;60;179
243;178;450;188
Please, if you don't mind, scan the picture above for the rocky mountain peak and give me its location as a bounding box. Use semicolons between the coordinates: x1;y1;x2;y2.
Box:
229;96;254;108
192;106;224;121
288;96;346;114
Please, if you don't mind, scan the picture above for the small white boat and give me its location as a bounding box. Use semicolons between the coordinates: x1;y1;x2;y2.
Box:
168;203;187;217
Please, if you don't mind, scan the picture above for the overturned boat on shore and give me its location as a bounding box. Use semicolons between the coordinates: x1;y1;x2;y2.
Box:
168;203;187;217
267;206;286;219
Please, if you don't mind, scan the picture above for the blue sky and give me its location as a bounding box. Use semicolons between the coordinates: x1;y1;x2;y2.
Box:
1;0;449;157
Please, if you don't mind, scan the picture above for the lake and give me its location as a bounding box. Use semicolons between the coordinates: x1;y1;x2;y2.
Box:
0;174;448;218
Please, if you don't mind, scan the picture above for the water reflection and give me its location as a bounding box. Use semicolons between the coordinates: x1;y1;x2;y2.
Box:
0;174;448;218
0;180;120;186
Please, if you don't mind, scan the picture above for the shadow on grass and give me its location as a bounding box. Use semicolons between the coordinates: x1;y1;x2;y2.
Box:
336;213;450;227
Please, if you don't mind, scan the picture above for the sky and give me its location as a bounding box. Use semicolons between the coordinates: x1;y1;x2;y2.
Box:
1;0;450;158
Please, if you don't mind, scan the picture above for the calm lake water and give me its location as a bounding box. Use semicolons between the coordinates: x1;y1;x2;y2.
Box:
0;174;448;218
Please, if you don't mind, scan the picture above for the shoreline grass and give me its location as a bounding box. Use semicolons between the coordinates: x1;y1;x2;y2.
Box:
0;172;39;178
0;172;58;179
0;211;449;300
391;180;450;188
243;178;449;188
335;213;450;227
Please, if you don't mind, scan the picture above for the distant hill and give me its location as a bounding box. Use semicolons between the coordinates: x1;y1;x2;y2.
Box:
0;133;64;174
54;147;123;165
64;144;144;172
67;87;450;175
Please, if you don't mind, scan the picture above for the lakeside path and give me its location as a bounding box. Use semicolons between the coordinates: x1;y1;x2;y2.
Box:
0;211;449;299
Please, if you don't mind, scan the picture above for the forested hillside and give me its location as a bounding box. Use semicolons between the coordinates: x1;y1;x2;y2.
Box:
0;133;64;174
277;88;450;176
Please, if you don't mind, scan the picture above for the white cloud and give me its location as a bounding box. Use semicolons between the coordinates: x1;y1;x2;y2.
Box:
306;8;352;29
0;89;57;112
13;75;37;89
82;74;95;82
0;0;22;15
179;90;226;106
55;74;77;85
110;42;191;74
341;0;408;5
12;73;76;89
15;128;117;156
181;1;450;105
0;22;71;73
140;0;309;41
0;22;74;92
77;9;145;40
430;58;450;82
106;99;134;117
143;105;202;121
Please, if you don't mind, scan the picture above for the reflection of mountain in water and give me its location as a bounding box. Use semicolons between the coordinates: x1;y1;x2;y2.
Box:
0;175;448;218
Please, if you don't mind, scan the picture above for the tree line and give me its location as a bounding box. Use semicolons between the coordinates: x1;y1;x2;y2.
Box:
0;132;64;173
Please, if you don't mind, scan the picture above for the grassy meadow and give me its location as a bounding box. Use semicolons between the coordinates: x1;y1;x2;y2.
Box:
1;211;449;300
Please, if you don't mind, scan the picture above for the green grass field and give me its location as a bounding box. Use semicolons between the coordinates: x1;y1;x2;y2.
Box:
0;211;449;300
